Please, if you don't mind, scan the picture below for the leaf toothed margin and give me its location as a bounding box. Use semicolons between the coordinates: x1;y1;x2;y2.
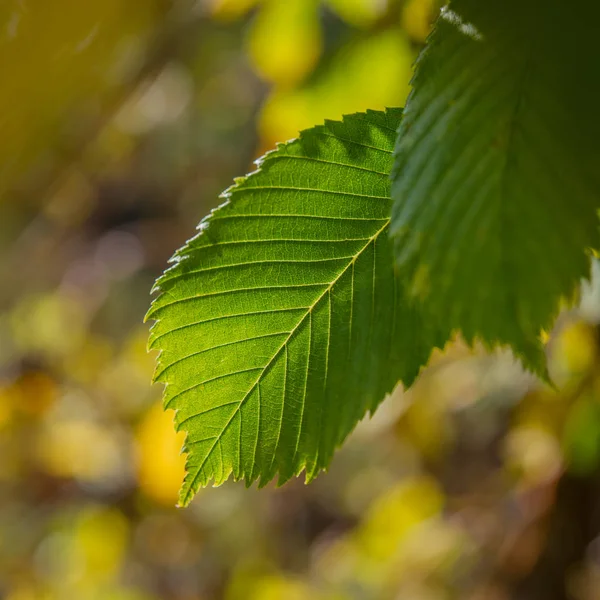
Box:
147;109;448;505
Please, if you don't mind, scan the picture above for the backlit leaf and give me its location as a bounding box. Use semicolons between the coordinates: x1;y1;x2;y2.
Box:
147;109;445;505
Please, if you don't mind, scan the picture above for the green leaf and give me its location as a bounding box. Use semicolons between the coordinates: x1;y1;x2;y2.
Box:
390;0;600;373
147;109;445;505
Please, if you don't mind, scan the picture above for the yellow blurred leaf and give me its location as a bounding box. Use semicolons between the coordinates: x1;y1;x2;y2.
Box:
74;506;129;582
358;477;444;561
397;394;450;460
128;327;158;373
548;320;597;385
11;292;87;359
504;426;563;485
324;0;386;27
395;358;486;459
259;27;413;148
247;0;321;87
99;327;158;416
402;0;437;42
397;519;468;578
250;575;316;600
211;0;262;21
136;402;186;506
36;416;124;483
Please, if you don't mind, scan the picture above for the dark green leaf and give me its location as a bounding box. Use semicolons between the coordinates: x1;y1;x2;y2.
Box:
391;0;600;373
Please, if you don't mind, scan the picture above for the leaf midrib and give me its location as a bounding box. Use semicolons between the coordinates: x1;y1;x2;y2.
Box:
180;219;390;503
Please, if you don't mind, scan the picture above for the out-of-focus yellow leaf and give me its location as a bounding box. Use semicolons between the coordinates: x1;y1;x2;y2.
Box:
249;574;316;600
313;535;360;588
398;519;467;578
358;477;444;561
224;560;274;600
395;358;485;460
73;506;129;582
36;417;124;483
504;426;563;485
136;402;186;506
397;398;450;460
99;327;157;416
316;477;446;592
211;0;262;20
324;0;386;27
10;292;87;359
247;0;321;87
548;320;597;386
514;391;560;435
126;325;157;377
402;0;437;42
259;27;413;148
99;590;158;600
0;0;161;199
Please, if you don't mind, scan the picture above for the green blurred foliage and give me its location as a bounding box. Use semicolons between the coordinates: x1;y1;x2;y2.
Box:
1;1;600;599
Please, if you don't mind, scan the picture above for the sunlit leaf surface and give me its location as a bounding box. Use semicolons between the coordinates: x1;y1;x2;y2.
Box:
147;109;445;504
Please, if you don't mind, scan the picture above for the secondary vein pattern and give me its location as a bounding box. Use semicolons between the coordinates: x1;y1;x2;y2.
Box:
147;108;443;505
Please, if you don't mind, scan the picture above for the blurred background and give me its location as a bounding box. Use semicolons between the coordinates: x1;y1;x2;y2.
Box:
1;1;600;599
